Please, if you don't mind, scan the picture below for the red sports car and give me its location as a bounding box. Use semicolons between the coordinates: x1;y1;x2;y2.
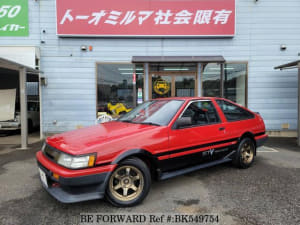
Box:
36;97;267;207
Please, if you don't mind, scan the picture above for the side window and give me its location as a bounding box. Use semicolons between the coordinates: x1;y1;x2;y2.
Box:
180;100;220;127
216;100;254;122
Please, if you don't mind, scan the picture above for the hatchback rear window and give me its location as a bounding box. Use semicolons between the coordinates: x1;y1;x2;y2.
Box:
216;100;254;122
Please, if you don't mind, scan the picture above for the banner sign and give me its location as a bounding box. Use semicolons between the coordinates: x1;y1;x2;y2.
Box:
0;0;29;36
137;88;143;104
56;0;235;37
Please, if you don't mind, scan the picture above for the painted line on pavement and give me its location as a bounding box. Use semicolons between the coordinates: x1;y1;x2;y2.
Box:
257;146;279;153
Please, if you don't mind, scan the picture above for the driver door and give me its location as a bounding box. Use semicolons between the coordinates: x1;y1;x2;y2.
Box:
166;100;228;171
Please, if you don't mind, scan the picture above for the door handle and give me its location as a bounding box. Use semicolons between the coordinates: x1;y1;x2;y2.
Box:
219;127;225;131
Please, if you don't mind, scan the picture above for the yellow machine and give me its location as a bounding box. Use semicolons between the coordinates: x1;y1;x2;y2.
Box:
107;102;132;116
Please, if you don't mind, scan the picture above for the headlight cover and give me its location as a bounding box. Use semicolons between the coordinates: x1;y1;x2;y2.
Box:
57;152;96;169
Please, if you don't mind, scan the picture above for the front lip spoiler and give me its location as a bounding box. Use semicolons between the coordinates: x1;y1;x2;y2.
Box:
37;161;111;203
42;182;106;203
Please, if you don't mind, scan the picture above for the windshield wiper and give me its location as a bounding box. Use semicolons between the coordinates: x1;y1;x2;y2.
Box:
140;122;161;126
120;120;161;126
119;120;134;123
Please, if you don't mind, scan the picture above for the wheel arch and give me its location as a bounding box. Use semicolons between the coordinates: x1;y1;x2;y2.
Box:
239;132;257;155
112;149;159;179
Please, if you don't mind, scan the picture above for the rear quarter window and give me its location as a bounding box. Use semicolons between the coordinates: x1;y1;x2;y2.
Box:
216;100;254;122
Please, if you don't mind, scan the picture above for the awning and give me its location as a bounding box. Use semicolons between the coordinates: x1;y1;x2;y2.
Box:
0;57;40;74
274;60;300;70
132;56;225;63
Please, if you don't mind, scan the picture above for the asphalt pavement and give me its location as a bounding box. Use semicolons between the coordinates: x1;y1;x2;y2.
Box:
0;137;299;225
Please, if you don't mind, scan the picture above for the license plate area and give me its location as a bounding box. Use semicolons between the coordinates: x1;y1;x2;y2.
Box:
39;168;48;188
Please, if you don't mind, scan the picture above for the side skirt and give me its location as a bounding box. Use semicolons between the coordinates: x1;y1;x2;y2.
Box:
158;152;235;181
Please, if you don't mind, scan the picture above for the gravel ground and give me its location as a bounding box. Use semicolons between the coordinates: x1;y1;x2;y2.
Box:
0;138;299;225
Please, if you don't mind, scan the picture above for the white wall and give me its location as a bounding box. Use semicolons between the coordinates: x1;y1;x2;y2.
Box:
0;46;38;68
1;0;299;133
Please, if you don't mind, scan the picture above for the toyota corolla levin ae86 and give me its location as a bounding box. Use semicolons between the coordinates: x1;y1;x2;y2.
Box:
36;97;267;207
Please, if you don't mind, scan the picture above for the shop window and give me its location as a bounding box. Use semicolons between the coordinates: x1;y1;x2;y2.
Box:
216;100;254;122
97;63;144;118
202;62;247;107
202;63;221;97
224;63;247;106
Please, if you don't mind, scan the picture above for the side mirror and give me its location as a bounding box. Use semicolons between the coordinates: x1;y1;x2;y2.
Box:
175;117;192;129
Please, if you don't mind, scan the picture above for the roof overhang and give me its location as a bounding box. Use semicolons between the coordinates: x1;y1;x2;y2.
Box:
0;57;40;74
274;60;300;70
132;56;225;63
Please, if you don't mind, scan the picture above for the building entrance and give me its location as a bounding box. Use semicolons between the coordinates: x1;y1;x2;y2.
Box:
148;63;197;99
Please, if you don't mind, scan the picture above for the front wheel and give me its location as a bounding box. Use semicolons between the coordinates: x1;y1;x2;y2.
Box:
233;138;255;169
106;157;151;207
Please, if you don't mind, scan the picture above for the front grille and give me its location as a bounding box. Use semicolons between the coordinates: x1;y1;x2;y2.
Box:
43;144;61;163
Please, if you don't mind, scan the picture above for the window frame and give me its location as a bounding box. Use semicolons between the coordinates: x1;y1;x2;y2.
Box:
216;99;255;123
173;100;222;130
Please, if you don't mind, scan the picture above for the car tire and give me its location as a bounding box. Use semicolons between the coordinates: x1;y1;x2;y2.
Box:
106;157;151;207
233;137;255;169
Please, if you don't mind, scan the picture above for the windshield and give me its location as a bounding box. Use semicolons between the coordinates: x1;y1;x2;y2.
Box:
118;100;184;126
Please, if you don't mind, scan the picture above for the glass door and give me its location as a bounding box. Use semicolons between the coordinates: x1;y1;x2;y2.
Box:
175;75;195;97
149;63;197;99
150;73;196;99
151;75;172;99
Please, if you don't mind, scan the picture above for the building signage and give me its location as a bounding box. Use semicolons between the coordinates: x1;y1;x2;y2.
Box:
0;0;29;36
154;79;170;95
56;0;235;37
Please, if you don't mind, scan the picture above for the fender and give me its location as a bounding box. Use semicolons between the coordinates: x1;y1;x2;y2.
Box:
112;149;160;166
238;132;255;143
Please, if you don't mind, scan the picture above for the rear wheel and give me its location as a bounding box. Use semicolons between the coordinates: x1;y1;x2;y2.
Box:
106;157;151;207
233;138;255;169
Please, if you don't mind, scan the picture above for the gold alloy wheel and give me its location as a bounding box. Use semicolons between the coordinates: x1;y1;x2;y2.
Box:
109;165;144;202
241;141;254;164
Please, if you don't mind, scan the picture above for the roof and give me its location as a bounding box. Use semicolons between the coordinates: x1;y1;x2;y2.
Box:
154;97;219;101
274;60;300;70
132;56;225;63
0;57;40;74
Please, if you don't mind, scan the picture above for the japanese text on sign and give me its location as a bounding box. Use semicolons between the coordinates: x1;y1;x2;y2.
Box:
0;0;29;36
56;0;235;37
60;9;232;26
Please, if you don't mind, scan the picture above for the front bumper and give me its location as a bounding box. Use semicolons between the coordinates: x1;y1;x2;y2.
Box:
0;121;20;130
36;151;115;203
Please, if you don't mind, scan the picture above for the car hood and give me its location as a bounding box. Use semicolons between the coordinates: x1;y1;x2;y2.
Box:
46;121;160;155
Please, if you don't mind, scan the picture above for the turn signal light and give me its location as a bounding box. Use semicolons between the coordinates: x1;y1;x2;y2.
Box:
53;173;59;180
88;155;96;167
